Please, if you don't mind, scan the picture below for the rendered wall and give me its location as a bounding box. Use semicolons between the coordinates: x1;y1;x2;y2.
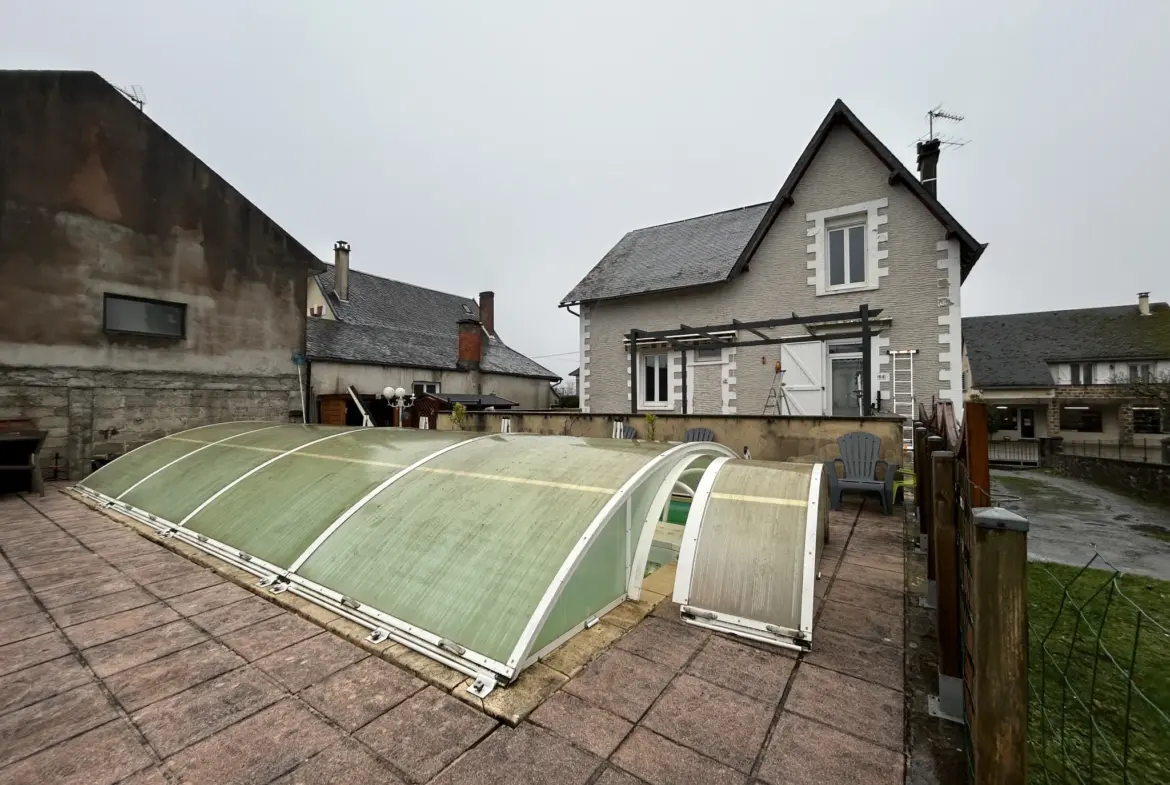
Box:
437;410;904;466
310;361;555;410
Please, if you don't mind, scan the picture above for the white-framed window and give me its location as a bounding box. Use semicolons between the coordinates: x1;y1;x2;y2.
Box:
413;381;440;396
1070;363;1094;386
806;198;888;296
827;221;866;288
692;346;724;364
1129;363;1153;383
639;352;671;408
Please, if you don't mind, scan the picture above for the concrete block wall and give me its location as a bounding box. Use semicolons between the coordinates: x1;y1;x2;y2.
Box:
0;366;298;479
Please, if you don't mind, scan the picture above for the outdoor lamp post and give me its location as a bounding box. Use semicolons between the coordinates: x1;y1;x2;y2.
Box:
383;386;414;428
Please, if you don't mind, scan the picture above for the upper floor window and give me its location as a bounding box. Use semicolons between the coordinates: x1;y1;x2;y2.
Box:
640;352;671;408
827;223;866;287
1070;363;1094;386
103;294;185;338
1129;364;1153;383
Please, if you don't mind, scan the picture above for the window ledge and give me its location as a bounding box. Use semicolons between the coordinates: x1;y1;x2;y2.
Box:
638;402;674;411
818;282;877;296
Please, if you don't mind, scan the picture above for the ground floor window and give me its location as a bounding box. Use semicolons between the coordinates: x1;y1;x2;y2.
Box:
992;406;1019;433
413;381;440;397
640;352;671;407
1060;406;1103;432
1133;407;1165;434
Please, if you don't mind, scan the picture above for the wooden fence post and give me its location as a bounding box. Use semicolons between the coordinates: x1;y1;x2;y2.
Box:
923;436;944;604
931;451;962;721
971;506;1029;785
965;401;992;507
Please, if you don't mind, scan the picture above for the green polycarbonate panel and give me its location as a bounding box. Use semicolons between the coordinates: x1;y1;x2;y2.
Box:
81;422;272;499
688;461;815;631
299;434;669;664
625;458;680;577
531;500;627;653
184;429;472;569
121;425;351;524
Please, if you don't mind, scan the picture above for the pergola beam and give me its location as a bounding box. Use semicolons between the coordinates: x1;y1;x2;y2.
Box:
633;308;882;341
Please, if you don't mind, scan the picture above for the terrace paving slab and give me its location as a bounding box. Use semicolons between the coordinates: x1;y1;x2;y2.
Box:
188;595;284;636
594;767;648;785
301;655;425;732
48;587;157;627
431;723;602;785
0;595;39;624
684;634;796;706
757;712;904;785
0;720;155;785
269;738;407;785
817;599;901;645
162;699;342;785
826;578;904;618
837;563;905;592
218;610;323;662
0;655;91;715
35;575;136;609
641;673;773;773
0;609;52;646
82;618;207;677
142;569;224;600
0;631;71;676
539;619;623;677
562;648;675;723
105;640;246;712
254;631;368;693
165;582;252;617
611;727;746;785
131;666;285;756
529;689;633;758
614;616;709;669
0;683;117;768
356;686;497;782
62;602;179;650
803;627;903;691
785;663;903;751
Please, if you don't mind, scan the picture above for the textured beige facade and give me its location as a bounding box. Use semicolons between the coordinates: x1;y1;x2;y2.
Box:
580;125;962;418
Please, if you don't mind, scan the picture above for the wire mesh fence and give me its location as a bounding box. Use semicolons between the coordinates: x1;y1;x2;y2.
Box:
1029;553;1170;785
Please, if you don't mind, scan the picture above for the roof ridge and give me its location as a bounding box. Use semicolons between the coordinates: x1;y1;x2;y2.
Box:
318;263;477;304
963;303;1166;320
627;202;770;234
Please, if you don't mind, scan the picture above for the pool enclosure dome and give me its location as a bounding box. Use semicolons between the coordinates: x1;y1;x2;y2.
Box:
76;423;740;691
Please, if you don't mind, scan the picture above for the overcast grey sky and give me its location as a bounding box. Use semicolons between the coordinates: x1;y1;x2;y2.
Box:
4;1;1168;379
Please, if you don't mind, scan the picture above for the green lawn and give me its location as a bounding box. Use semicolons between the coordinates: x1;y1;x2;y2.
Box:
1028;561;1170;784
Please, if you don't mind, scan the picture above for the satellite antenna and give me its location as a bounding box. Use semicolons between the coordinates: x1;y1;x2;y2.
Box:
919;104;968;149
116;84;147;112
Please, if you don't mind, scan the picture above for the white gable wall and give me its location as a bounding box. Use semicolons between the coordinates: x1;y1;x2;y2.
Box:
582;125;961;416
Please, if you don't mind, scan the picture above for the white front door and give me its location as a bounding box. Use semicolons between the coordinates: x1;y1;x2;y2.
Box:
780;342;825;415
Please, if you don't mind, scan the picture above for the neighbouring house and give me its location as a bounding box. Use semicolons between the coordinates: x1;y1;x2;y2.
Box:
561;100;985;427
964;293;1170;453
0;70;323;478
304;243;559;424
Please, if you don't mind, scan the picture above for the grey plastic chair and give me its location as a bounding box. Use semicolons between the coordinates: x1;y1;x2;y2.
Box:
824;432;898;514
683;427;715;443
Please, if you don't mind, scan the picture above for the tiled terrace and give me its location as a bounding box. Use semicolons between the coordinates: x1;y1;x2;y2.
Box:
0;487;906;785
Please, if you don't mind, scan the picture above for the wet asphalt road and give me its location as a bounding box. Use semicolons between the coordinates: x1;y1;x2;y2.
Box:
991;468;1170;581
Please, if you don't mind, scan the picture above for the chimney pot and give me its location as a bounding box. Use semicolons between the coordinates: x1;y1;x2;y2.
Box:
333;241;350;302
1138;291;1151;316
457;318;483;370
916;139;941;198
478;291;495;335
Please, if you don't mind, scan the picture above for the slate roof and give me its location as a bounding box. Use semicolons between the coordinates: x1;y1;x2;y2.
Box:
561;99;985;305
963;302;1170;388
307;265;558;380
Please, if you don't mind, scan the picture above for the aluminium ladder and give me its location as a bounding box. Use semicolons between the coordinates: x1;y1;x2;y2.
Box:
888;350;918;450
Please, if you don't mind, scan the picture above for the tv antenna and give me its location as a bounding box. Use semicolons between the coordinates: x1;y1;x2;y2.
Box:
919;104;968;148
116;84;147;112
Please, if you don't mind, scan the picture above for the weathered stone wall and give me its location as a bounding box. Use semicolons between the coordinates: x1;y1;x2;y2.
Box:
1052;452;1170;499
437;409;905;466
0;366;297;478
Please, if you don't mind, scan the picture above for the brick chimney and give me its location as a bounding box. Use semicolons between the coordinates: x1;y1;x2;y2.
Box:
916;139;941;198
1139;291;1151;316
333;241;350;302
457;319;483;370
478;291;495;335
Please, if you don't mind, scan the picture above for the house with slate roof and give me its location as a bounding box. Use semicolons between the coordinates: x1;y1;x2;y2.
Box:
561;100;985;420
964;293;1170;451
304;242;559;424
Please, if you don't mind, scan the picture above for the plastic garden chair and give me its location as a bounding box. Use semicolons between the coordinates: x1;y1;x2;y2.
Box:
824;432;899;514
